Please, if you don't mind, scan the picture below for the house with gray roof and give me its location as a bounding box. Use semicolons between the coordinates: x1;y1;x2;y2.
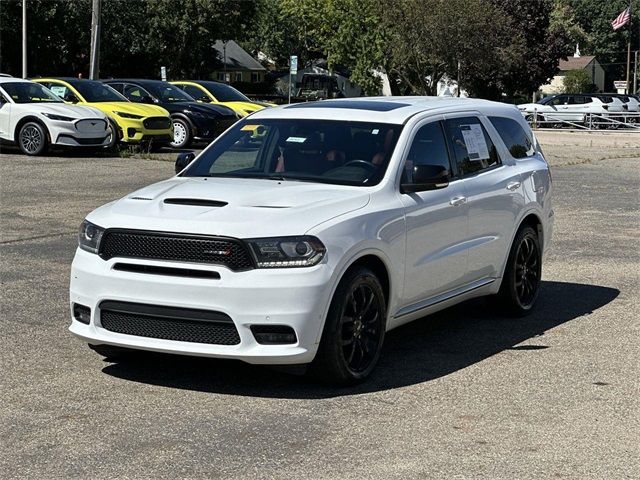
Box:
211;40;266;84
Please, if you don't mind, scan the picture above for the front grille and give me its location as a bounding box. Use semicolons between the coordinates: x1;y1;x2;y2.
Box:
58;134;109;145
99;230;255;271
75;119;107;133
143;117;172;130
99;301;240;345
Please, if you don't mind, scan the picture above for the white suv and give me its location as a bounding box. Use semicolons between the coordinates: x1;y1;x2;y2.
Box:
0;78;110;155
518;93;624;126
70;97;553;384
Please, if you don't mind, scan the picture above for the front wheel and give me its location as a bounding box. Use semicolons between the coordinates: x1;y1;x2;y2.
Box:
498;226;542;315
170;118;192;149
18;121;48;156
311;266;387;385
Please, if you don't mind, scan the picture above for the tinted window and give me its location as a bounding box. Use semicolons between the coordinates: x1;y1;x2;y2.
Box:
183;85;207;101
402;122;451;183
183;119;403;187
1;82;63;103
488;116;534;159
202;82;250;102
124;84;152;102
72;81;126;102
45;83;79;103
444;117;500;175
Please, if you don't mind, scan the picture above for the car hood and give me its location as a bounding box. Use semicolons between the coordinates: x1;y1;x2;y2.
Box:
27;103;106;119
87;177;371;238
221;101;265;116
87;101;170;118
168;102;236;117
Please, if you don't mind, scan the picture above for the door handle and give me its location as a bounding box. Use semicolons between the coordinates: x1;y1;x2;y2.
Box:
449;196;467;206
506;181;521;191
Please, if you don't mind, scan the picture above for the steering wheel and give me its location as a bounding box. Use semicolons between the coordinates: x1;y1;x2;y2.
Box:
343;159;377;173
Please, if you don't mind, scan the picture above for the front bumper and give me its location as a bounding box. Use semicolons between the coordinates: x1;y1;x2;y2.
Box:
114;117;173;144
50;120;111;147
191;115;237;141
69;248;333;364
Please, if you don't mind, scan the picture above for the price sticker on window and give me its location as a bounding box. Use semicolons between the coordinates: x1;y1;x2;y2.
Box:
460;124;489;161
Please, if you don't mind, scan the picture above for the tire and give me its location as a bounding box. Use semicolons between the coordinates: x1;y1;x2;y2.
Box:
88;343;136;360
498;226;542;316
105;119;121;150
18;121;48;156
311;266;387;385
170;117;192;149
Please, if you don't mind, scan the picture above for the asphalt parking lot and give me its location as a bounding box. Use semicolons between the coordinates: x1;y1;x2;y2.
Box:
0;131;638;479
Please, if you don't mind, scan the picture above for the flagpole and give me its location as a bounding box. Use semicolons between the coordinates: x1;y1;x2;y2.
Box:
626;0;632;94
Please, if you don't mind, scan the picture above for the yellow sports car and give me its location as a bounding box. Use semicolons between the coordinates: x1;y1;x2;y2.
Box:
33;78;173;148
171;80;273;117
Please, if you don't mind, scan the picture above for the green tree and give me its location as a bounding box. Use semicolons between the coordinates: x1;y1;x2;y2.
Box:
563;69;594;92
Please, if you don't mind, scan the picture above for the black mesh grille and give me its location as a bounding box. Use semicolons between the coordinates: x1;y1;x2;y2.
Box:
99;301;240;345
143;117;172;130
99;230;255;271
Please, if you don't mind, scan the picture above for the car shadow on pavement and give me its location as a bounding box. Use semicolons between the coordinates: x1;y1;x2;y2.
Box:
101;280;619;398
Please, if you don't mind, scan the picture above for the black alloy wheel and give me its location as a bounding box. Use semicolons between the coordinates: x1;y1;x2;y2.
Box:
312;266;386;385
498;226;542;315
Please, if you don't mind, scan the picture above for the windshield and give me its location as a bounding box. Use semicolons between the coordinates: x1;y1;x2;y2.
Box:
182;119;403;187
203;82;250;102
73;81;127;102
1;82;62;103
149;83;194;103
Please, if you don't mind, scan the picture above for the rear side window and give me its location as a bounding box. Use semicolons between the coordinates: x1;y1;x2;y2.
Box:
488;116;534;159
444;117;500;175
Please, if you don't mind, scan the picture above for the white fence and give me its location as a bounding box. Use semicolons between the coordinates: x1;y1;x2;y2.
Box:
524;111;640;131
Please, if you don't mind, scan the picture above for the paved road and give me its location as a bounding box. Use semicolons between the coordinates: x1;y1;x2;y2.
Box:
0;137;638;479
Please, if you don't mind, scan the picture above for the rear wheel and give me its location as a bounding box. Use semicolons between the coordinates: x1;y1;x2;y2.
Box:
18;121;48;156
171;118;192;148
311;266;386;385
498;226;542;315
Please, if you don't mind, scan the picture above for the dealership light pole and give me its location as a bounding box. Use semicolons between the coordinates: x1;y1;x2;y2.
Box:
89;0;101;80
22;0;27;78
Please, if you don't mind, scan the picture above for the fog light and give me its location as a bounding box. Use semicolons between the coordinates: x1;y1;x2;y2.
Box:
250;325;297;345
127;127;137;138
73;303;91;324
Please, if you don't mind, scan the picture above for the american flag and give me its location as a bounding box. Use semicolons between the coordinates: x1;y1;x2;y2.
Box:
612;6;631;30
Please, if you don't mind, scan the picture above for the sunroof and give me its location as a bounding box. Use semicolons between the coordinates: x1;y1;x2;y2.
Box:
285;100;410;112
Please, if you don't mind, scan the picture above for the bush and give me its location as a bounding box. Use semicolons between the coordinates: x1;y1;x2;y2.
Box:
563;69;595;93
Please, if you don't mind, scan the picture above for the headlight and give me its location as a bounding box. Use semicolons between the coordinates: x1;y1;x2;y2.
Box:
42;113;74;121
247;236;326;268
78;220;105;254
114;111;144;119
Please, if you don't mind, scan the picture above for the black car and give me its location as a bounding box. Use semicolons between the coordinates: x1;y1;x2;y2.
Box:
102;79;238;148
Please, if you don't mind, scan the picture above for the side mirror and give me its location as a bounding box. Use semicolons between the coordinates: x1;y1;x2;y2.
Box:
198;96;210;103
175;152;195;174
140;95;156;104
401;164;449;193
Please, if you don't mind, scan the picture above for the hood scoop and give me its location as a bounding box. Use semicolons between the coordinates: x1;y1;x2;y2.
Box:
163;198;228;207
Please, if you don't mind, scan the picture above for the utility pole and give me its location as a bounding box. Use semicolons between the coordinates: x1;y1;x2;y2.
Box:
634;50;638;94
89;0;101;80
625;0;632;94
22;0;27;78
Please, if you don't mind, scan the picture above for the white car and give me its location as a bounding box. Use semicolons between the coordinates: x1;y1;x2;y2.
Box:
69;97;553;384
518;93;624;126
0;78;110;155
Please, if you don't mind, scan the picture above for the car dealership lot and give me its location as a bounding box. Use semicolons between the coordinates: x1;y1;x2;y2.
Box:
0;132;638;479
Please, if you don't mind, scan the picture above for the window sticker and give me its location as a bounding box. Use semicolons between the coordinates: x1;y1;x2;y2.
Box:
372;129;380;135
286;136;307;143
240;124;259;131
50;86;66;97
460;124;489;161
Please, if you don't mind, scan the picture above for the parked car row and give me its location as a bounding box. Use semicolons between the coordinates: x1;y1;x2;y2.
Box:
517;93;640;128
0;75;271;156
